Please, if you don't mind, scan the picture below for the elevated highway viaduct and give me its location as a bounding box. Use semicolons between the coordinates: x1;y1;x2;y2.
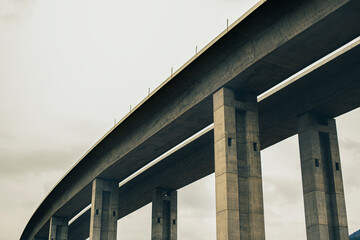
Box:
22;0;360;239
67;39;360;240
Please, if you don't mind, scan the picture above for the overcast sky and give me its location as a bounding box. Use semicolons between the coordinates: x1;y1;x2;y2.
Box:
0;0;359;239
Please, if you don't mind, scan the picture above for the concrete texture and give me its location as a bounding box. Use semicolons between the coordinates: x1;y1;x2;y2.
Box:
68;41;360;240
213;88;265;240
151;189;177;240
22;0;360;239
89;178;118;240
213;88;241;240
236;93;265;240
48;217;68;240
298;113;348;240
68;128;214;240
35;37;360;240
32;39;360;240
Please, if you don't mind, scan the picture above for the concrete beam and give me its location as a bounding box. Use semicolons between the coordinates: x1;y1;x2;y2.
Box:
151;189;177;240
68;209;90;240
67;128;214;240
92;43;360;231
89;179;118;240
65;45;360;237
118;127;214;219
30;40;360;240
258;41;360;148
26;38;360;240
21;1;360;238
298;113;348;240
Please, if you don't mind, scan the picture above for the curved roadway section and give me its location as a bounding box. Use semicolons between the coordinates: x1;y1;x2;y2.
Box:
22;0;360;239
70;40;360;239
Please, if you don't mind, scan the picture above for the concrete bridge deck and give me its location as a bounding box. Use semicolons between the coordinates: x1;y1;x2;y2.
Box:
21;0;360;239
68;40;360;239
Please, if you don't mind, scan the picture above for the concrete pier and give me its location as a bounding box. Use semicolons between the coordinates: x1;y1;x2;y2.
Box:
151;189;177;240
298;113;349;240
213;88;265;240
48;216;68;240
89;178;119;240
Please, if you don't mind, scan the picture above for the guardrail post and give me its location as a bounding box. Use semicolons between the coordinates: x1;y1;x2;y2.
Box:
213;87;265;240
48;216;68;240
151;188;177;240
298;113;349;240
89;178;119;240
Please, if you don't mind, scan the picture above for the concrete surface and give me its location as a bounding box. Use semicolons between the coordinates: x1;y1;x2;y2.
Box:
89;179;118;240
48;217;68;240
34;36;360;240
213;88;265;240
22;0;360;239
151;189;177;240
298;113;349;240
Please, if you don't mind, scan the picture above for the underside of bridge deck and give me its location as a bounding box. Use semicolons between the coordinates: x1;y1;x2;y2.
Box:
67;41;360;240
23;0;360;239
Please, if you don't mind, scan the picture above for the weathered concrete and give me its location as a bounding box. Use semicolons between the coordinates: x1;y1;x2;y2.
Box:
40;40;360;240
21;0;360;238
151;189;177;240
236;93;265;240
213;88;240;239
298;113;348;240
68;129;214;240
48;217;68;240
89;178;118;240
213;88;265;240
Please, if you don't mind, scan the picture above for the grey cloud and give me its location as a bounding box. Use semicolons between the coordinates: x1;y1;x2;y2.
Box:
341;138;360;154
21;199;39;209
0;0;36;22
178;175;215;217
118;204;152;239
339;138;360;191
0;117;107;178
0;147;78;178
264;177;303;205
177;175;216;240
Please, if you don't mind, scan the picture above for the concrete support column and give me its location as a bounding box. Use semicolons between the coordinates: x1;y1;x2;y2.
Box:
298;113;349;240
213;87;265;240
89;178;119;240
48;216;68;240
151;188;177;240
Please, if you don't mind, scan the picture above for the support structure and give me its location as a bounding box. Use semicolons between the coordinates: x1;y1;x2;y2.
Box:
298;113;348;240
151;188;177;240
213;87;265;240
48;216;68;240
89;178;119;240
